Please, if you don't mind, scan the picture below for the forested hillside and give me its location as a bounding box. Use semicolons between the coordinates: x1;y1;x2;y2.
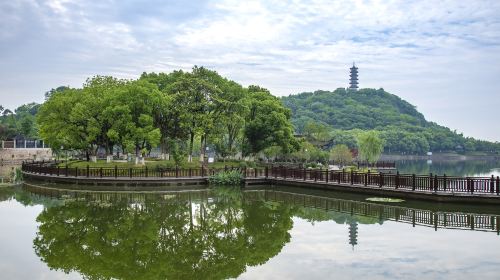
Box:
282;88;500;154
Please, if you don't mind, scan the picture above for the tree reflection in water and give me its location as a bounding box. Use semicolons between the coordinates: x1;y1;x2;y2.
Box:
27;185;500;279
32;187;294;280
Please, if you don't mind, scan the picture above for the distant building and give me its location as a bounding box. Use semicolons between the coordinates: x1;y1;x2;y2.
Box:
349;62;359;91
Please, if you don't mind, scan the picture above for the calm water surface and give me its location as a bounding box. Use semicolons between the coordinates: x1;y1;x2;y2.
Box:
1;183;500;280
394;159;500;177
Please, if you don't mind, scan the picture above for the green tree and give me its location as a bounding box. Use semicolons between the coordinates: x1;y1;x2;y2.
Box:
303;121;331;142
243;86;299;156
329;144;352;165
357;131;384;163
111;80;162;157
37;88;86;154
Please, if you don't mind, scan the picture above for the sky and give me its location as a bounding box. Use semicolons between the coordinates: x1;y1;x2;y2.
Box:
1;0;500;141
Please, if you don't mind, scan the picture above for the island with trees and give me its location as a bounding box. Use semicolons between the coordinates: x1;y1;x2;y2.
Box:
2;67;499;172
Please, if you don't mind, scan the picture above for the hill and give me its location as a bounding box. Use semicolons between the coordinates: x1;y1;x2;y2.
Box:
281;88;500;154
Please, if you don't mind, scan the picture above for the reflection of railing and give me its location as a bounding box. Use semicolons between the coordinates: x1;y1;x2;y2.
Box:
269;167;500;194
245;190;500;233
22;182;500;234
23;183;211;204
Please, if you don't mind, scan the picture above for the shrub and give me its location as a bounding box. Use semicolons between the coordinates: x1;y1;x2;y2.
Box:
12;168;23;184
208;170;243;186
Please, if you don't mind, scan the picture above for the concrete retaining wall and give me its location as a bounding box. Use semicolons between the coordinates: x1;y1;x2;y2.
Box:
0;148;52;163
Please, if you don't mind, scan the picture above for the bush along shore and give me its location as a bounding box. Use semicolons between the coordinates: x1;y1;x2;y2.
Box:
208;170;243;186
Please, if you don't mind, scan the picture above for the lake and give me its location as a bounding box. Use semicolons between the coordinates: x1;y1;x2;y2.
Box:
393;159;500;177
1;184;500;280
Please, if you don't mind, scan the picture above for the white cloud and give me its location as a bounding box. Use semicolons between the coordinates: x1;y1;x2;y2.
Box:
1;0;500;140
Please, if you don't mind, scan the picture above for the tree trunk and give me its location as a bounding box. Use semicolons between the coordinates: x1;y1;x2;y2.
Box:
199;134;205;163
188;132;194;162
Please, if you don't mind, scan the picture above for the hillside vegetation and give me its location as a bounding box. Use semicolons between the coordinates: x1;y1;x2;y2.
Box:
282;88;500;154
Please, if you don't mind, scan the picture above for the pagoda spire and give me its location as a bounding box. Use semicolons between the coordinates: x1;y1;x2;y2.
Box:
349;220;358;250
349;62;359;91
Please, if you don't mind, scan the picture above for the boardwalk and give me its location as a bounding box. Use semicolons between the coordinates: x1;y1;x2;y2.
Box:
21;162;500;202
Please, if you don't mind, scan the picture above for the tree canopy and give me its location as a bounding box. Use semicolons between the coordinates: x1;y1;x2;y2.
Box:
36;67;298;161
0;102;41;140
357;131;385;163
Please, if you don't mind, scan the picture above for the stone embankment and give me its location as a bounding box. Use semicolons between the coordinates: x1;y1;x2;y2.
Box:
0;148;52;165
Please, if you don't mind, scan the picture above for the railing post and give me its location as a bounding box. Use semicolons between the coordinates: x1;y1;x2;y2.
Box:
350;169;354;185
87;165;90;178
189;168;192;178
342;169;345;183
497;176;500;195
75;167;78;177
434;175;438;192
395;171;400;189
254;167;257;178
364;172;368;186
202;166;205;177
326;169;329;183
429;173;433;191
115;165;118;178
175;166;179;178
65;165;68;177
145;166;148;177
491;175;495;193
314;169;317;182
265;166;268;178
412;174;416;191
443;174;447;192
57;166;60;176
379;172;384;188
100;167;103;178
129;168;132;178
303;168;306;181
283;167;286;179
470;177;474;194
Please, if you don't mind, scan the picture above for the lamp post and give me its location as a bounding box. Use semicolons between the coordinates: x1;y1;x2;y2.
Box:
205;146;209;165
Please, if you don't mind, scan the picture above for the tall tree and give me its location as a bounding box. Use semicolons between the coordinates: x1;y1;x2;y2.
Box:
330;144;353;166
166;73;219;162
357;131;384;164
242;86;299;157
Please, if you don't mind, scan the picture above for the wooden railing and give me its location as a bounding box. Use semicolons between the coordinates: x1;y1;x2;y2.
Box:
22;161;500;195
268;166;500;195
21;161;269;179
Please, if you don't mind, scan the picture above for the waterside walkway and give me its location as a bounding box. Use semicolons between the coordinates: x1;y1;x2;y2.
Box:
21;161;500;204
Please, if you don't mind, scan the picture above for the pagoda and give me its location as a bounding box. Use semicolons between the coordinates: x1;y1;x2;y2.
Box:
349;62;359;91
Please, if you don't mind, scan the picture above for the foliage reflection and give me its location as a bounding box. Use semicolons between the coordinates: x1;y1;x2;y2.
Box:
33;187;294;280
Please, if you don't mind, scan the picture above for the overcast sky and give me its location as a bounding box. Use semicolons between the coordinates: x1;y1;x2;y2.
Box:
1;0;500;141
